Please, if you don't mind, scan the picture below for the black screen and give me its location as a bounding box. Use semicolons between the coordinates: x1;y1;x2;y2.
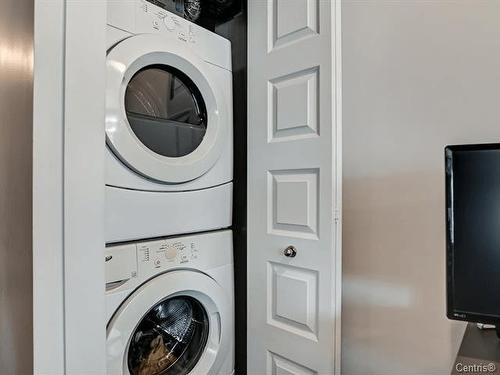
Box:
447;145;500;323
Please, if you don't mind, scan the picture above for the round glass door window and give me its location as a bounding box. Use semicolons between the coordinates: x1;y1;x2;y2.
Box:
128;296;209;375
125;65;207;158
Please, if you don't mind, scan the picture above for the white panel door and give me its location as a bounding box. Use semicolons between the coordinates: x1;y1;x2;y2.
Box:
248;0;342;374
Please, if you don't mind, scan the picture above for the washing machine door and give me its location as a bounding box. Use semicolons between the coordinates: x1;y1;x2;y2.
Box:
106;34;228;183
107;270;231;375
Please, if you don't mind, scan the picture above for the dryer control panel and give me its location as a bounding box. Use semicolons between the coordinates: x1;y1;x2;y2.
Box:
145;0;184;17
107;0;231;71
137;0;198;44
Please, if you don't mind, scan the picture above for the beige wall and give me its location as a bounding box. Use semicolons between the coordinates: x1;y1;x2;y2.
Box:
342;1;500;374
0;0;33;373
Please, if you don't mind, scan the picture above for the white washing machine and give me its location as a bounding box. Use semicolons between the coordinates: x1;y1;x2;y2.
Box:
105;0;233;243
105;230;234;375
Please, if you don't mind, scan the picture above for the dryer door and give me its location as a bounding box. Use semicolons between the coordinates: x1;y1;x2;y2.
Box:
107;270;231;375
106;34;228;183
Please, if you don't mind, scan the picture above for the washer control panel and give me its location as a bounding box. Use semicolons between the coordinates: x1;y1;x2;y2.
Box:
106;235;203;287
137;237;200;270
105;230;232;291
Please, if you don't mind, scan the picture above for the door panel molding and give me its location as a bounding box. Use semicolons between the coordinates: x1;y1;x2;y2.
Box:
248;0;342;374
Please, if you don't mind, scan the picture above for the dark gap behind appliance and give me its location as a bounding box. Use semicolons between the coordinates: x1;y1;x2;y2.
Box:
215;1;247;373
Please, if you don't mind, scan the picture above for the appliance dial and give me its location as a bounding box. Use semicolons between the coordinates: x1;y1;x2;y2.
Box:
165;247;177;260
163;16;175;31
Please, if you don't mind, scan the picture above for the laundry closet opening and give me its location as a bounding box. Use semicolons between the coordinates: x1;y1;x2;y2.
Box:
103;1;248;374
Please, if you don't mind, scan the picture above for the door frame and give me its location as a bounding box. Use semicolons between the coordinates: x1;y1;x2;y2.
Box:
33;0;107;373
334;1;343;373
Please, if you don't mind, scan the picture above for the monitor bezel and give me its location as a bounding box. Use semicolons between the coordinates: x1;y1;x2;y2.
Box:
445;143;500;325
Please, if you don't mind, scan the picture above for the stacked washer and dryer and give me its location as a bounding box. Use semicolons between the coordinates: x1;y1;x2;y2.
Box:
104;1;234;374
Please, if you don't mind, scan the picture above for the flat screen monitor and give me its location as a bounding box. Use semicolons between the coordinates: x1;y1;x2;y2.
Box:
446;143;500;327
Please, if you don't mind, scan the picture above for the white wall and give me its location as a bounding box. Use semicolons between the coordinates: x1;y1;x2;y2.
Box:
342;1;500;374
0;0;33;373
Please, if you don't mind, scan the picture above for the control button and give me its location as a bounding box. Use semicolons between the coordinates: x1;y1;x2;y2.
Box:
154;259;161;267
178;31;187;42
164;16;175;31
153;20;159;30
188;25;196;42
138;247;150;262
165;247;177;260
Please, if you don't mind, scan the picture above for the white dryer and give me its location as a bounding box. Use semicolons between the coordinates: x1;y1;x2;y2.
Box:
105;0;233;243
105;230;234;375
